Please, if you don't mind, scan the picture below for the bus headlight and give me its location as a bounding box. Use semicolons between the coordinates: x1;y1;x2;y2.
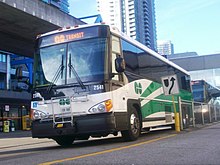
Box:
31;109;48;120
88;99;113;114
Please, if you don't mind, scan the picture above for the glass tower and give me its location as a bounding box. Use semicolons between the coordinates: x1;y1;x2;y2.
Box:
97;0;157;51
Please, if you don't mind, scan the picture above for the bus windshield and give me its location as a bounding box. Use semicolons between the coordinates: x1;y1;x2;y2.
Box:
34;38;108;88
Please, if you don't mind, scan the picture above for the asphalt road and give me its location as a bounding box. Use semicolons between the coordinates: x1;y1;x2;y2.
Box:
1;123;220;165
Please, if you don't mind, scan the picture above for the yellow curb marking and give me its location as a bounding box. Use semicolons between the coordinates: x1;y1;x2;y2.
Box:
39;134;177;165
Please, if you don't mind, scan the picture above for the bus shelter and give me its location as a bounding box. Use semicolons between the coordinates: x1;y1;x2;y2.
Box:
192;80;220;124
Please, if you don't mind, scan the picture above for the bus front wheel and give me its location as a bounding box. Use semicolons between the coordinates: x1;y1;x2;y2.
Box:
121;108;141;141
54;136;75;146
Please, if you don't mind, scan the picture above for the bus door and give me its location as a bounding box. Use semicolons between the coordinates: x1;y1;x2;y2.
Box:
110;35;124;90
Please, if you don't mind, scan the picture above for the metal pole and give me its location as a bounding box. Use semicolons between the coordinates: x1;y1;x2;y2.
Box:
6;54;11;90
208;104;212;123
172;95;180;132
214;104;217;121
178;97;183;130
219;107;220;121
191;101;196;127
201;103;205;125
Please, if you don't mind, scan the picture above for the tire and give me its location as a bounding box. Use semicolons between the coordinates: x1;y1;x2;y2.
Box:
54;136;75;146
121;107;141;141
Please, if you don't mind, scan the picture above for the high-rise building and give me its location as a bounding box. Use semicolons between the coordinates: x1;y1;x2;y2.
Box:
97;0;122;29
41;0;69;13
157;40;174;56
97;0;157;51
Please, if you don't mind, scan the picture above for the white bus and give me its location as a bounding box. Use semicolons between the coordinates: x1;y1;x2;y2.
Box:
31;24;192;146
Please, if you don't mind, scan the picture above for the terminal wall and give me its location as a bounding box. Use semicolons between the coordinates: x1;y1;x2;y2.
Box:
0;0;85;57
1;0;85;27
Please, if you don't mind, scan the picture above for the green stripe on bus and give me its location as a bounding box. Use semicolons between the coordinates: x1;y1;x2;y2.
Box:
140;82;162;99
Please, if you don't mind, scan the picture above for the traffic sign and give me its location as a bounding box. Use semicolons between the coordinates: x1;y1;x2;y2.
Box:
5;105;9;112
161;74;179;95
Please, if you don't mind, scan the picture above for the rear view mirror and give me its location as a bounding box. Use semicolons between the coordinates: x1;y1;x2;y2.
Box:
115;57;125;73
15;66;23;79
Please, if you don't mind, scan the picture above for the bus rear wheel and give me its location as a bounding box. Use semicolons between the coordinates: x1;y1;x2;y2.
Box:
54;136;75;146
121;108;141;141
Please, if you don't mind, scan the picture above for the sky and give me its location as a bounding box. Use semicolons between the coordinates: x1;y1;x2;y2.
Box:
69;0;220;55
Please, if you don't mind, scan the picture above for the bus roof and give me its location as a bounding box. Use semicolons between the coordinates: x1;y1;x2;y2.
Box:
38;23;189;76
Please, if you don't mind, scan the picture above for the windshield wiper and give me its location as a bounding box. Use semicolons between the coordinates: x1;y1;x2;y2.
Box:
47;54;65;92
68;53;86;89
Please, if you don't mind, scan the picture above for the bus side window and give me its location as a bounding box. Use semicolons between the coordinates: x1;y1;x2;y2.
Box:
111;35;122;81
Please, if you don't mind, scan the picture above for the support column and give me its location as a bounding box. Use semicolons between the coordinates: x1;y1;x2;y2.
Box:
214;105;217;121
208;104;212;123
6;54;11;90
201;104;205;125
27;62;33;84
192;101;196;127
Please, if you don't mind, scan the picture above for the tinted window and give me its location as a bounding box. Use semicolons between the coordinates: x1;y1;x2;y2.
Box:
138;48;175;83
121;39;191;91
121;40;139;81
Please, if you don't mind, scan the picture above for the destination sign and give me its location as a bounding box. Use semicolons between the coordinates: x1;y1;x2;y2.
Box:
54;32;84;44
38;26;108;48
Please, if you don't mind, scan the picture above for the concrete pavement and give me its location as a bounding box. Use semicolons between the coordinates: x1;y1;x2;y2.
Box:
0;123;216;149
0;130;31;139
0;130;52;149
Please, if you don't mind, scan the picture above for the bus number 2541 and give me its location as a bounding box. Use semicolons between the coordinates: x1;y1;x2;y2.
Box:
94;85;104;90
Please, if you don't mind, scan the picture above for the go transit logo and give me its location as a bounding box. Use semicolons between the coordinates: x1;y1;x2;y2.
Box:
59;98;70;106
134;82;142;94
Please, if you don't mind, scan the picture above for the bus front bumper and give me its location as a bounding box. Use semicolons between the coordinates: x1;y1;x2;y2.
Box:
31;113;117;138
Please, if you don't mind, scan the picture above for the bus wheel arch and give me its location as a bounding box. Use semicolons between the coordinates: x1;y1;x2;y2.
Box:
121;100;142;141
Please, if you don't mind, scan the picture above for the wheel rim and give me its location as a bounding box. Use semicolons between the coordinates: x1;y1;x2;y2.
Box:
130;113;140;135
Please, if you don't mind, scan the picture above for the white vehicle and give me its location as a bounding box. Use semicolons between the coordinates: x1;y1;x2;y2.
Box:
31;24;192;146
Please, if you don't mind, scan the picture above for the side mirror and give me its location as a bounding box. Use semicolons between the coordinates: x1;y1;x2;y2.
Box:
15;66;23;79
115;57;125;73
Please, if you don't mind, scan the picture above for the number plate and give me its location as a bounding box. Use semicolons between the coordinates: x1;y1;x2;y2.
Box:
56;123;63;128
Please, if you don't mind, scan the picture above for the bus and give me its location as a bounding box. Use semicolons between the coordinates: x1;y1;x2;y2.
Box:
31;24;192;146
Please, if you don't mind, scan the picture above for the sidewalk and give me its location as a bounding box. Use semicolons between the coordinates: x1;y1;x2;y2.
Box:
0;130;52;149
0;130;31;139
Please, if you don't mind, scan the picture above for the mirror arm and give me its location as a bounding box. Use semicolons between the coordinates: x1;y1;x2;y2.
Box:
110;73;120;78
